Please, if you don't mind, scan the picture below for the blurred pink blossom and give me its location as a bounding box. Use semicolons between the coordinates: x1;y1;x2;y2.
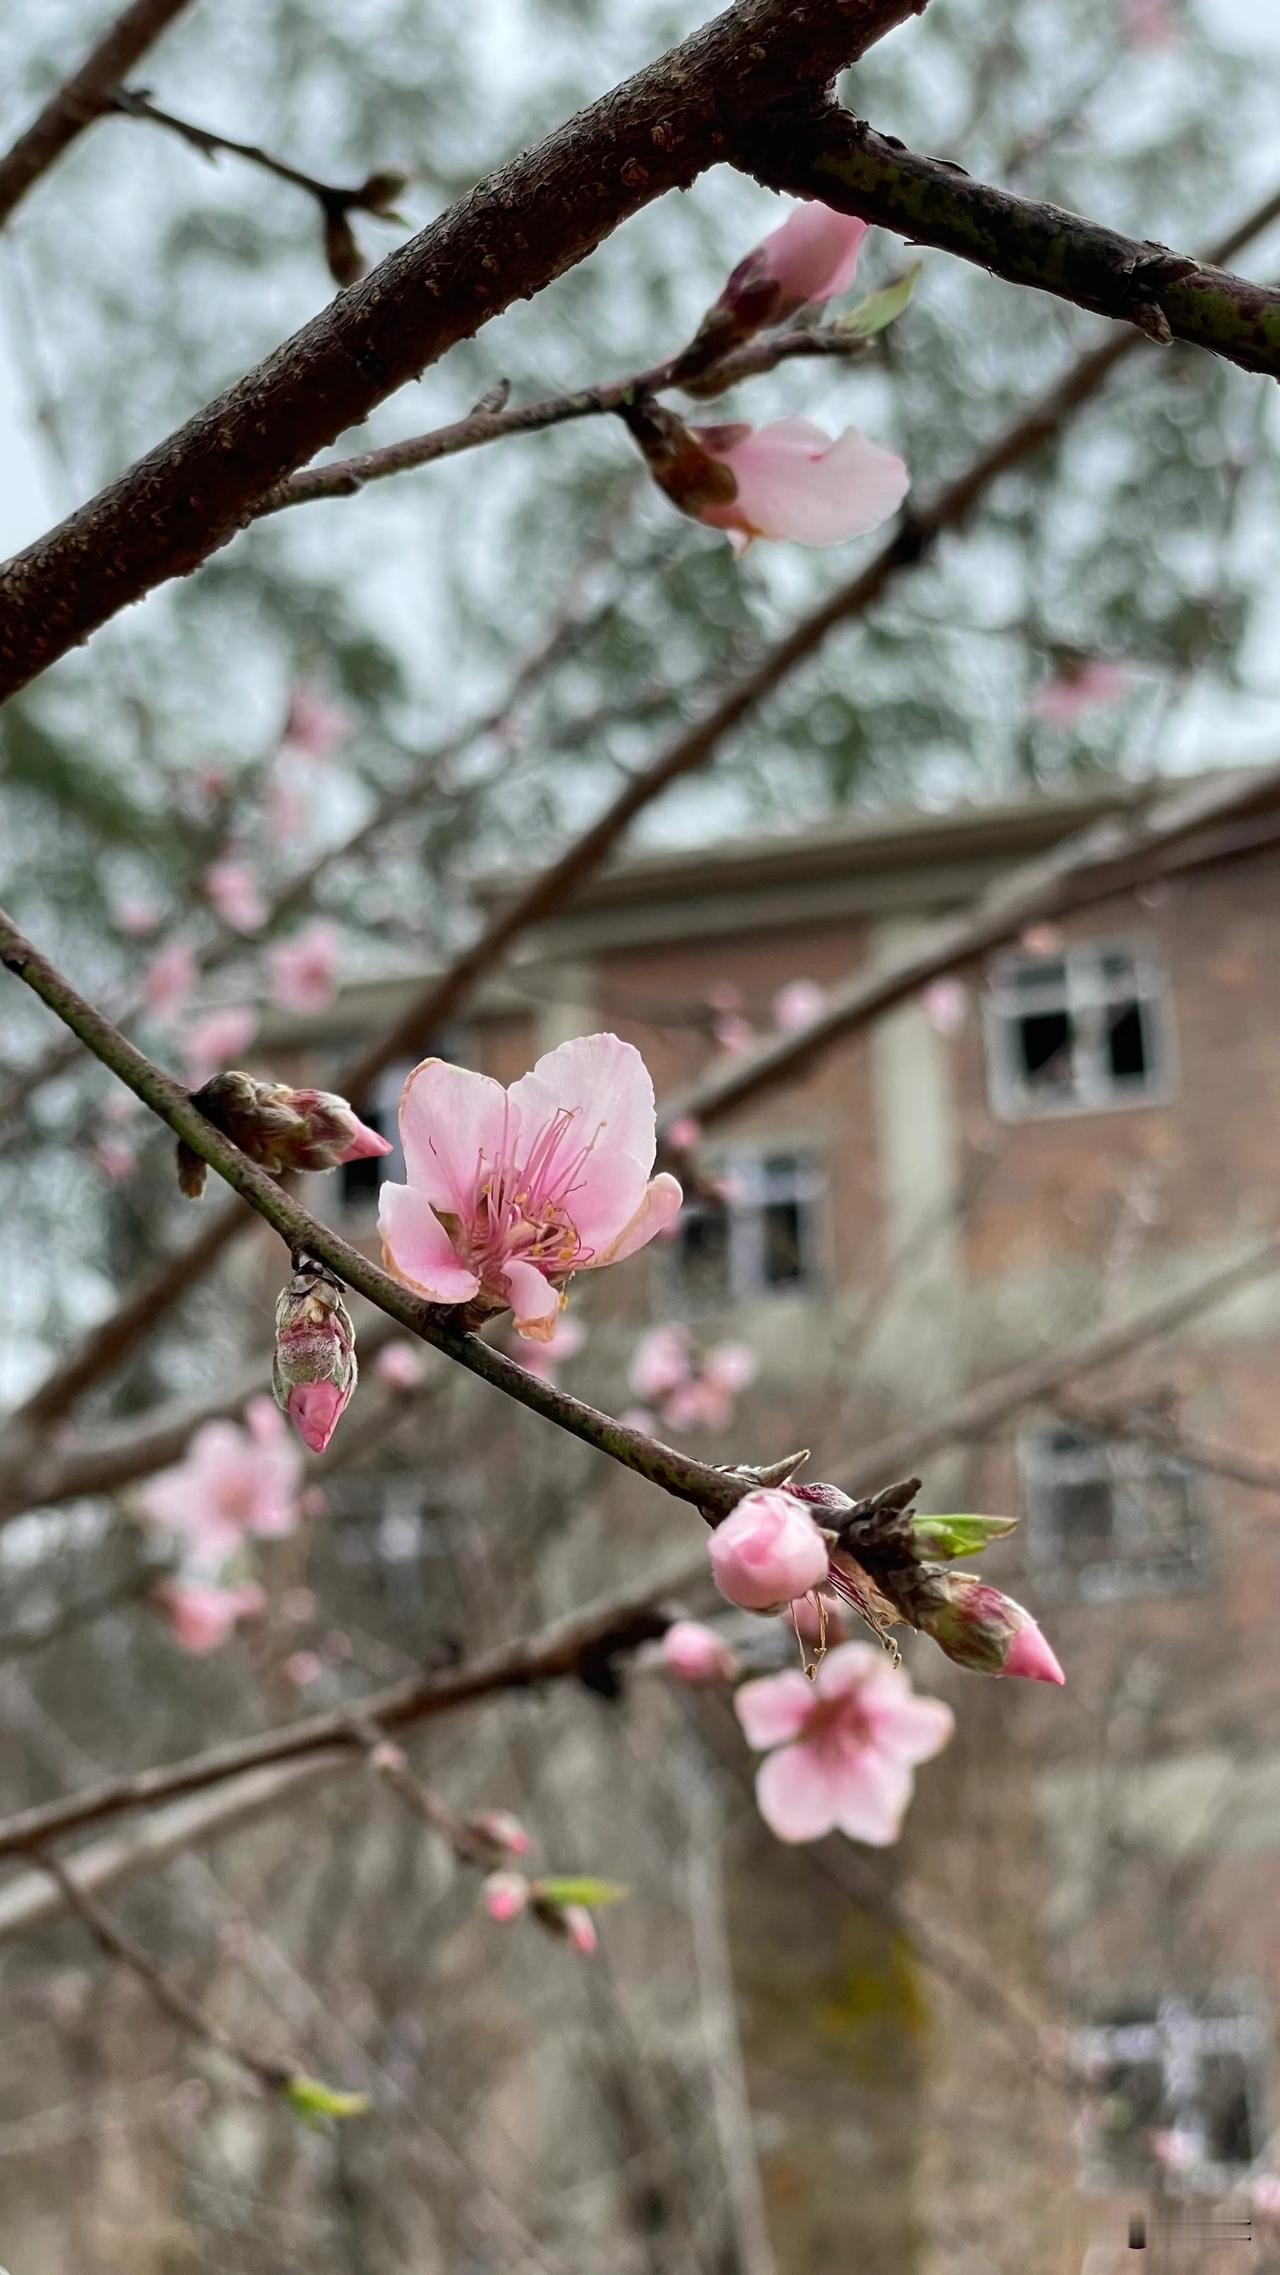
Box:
184;1006;257;1088
284;1650;324;1687
692;418;909;554
709;1488;830;1612
1125;0;1179;47
266;758;310;841
713;1012;756;1055
736;1641;954;1844
142;941;196;1024
1253;2175;1280;2223
376;1340;426;1391
517;1312;587;1383
561;1906;598;1957
662;1619;737;1685
665;1114;702;1152
923;977;969;1036
773;977;826;1032
203;859;267;933
1150;2128;1198;2173
114;896;160;938
154;1579;265;1655
92;1139;137;1183
1030;659;1132;726
664;1376;732;1433
483;1871;529;1923
379;1035;682;1341
469;1811;532;1858
629;1323;692;1402
703;1341;757;1395
268;922;339;1016
138;1401;302;1560
282;686;353;758
1020;923;1063;957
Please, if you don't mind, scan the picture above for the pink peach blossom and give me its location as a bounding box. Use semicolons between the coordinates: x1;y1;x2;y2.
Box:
483;1871;529;1923
712;1011;756;1055
138;1402;302;1560
702;1341;757;1396
694;418;908;554
468;1811;532;1858
184;1006;257;1088
142;941;196;1024
664;1376;733;1433
1150;2128;1197;2173
203;859;267;933
619;1405;658;1434
92;1139;137;1183
773;978;827;1032
561;1906;598;1957
114;896;160;938
708;1487;830;1612
1030;659;1132;726
662;1619;737;1685
629;1323;692;1403
740;203;870;320
375;1340;426;1391
268;922;339;1017
735;1641;954;1844
378;1034;682;1341
1252;2176;1280;2223
154;1579;265;1655
665;1114;702;1152
282;685;353;758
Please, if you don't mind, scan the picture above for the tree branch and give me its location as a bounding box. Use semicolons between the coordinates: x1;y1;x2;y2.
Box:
0;0;923;699
736;106;1280;372
0;1580;681;1861
11;174;1280;1435
659;758;1280;1139
0;0;194;227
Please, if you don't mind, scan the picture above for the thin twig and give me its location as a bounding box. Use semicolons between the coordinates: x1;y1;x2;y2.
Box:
0;0;194;226
36;1848;295;2093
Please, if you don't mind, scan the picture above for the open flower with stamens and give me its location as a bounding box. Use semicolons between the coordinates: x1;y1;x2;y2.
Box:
736;1642;954;1845
378;1034;682;1340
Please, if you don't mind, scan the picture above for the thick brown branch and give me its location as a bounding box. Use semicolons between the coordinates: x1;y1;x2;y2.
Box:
0;0;922;699
736;107;1280;374
11;176;1280;1433
0;0;194;226
659;760;1280;1138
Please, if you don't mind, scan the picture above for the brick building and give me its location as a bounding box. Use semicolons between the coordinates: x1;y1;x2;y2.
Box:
276;776;1280;2274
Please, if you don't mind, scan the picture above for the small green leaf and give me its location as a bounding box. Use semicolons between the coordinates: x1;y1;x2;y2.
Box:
532;1876;628;1910
910;1513;1019;1561
835;263;923;338
283;2074;371;2128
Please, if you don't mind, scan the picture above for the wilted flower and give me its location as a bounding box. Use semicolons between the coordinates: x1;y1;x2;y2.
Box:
736;1641;954;1844
202;859;267;934
378;1034;682;1341
268;922;339;1016
662;1619;738;1685
138;1397;302;1560
672;202;869;379
177;1070;391;1197
905;1568;1065;1684
272;1259;358;1454
153;1579;265;1655
708;1487;831;1612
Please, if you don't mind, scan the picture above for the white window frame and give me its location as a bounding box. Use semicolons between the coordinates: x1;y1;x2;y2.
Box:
984;937;1177;1123
671;1144;826;1305
1074;1997;1265;2194
1018;1425;1203;1600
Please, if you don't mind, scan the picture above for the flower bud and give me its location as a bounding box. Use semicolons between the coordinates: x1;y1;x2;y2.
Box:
482;1871;529;1923
670;205;869;386
708;1487;830;1613
561;1905;598;1958
179;1070;391;1195
466;1810;531;1858
661;1619;737;1685
272;1259;358;1454
906;1568;1065;1685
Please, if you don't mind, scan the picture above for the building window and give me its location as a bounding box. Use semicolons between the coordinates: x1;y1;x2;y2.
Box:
984;941;1174;1120
337;1060;416;1216
673;1148;824;1304
1019;1425;1201;1599
1074;2000;1264;2192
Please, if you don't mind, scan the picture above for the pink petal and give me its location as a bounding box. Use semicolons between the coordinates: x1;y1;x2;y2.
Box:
757;203;868;305
502;1259;561;1341
828;1749;914;1846
591;1173;683;1266
378;1182;481;1304
811;1640;886;1699
862;1677;956;1765
287;1381;346;1454
705;419;909;547
755;1743;840;1843
339;1117;393;1163
398;1058;514;1215
1003;1620;1066;1686
734;1671;815;1750
508;1032;657;1248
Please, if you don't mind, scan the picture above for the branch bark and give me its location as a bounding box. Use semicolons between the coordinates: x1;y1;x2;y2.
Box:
0;0;195;226
736;107;1280;372
0;0;922;699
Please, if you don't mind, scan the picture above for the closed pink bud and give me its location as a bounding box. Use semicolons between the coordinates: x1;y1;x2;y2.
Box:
562;1905;598;1957
468;1810;531;1857
909;1569;1065;1685
670;203;868;383
182;1071;391;1189
708;1488;830;1612
272;1260;358;1454
662;1619;737;1686
482;1871;529;1924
